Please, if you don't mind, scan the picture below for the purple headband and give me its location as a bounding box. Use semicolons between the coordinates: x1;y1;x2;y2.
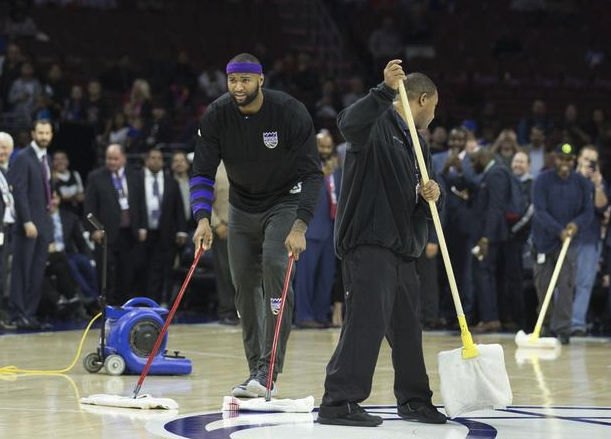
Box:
226;62;263;75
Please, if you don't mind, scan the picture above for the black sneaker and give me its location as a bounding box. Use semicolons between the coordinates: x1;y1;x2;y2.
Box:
246;368;278;397
558;333;570;345
318;403;383;427
231;374;258;398
398;401;447;424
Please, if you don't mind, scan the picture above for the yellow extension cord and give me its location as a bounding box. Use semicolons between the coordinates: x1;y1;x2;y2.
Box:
0;312;102;377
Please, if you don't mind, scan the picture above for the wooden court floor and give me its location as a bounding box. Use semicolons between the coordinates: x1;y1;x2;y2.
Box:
0;323;610;439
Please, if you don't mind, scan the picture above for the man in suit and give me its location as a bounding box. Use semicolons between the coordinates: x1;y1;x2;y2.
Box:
0;132;16;330
84;143;147;305
470;147;511;333
8;120;54;330
295;129;340;328
138;148;187;303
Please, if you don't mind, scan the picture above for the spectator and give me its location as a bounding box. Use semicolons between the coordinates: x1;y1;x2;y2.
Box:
198;65;226;102
531;142;593;345
8;120;54;330
61;84;86;122
0;43;24;104
470;147;511;333
491;129;520;169
587;108;606;144
295;129;339;329
523;125;547;178
517;99;553;145
42;63;68;118
499;151;534;329
126;78;153;123
429;126;447;154
144;104;173;149
404;3;435;60
137;148;187;303
572;145;608;336
560;104;591;148
367;17;404;71
51;150;85;215
106;112;130;146
171;150;193;228
83;80;110;137
8;62;43;124
84;144;147;305
341;75;366;108
0;132;16;330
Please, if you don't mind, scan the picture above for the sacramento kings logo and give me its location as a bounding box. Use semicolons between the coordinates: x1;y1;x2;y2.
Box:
263;132;278;148
270;298;282;315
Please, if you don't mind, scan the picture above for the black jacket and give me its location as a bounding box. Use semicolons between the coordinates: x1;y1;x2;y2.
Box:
84;167;147;246
334;82;443;259
59;208;92;257
472;162;511;243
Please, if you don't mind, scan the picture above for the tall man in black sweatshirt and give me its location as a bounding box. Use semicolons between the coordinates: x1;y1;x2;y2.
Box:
190;53;323;398
317;60;447;427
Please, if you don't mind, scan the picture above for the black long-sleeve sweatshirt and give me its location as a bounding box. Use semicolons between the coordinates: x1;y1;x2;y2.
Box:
334;82;444;259
190;89;323;224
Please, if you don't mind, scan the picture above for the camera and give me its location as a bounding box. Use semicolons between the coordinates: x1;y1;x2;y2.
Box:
588;159;597;171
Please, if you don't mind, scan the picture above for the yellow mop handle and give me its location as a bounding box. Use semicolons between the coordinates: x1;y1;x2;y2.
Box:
398;82;477;359
530;235;572;343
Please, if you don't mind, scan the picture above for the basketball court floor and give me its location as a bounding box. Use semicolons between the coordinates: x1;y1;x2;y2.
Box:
1;323;610;439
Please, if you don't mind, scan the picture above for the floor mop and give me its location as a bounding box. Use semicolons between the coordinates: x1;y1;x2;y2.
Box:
515;236;572;350
397;81;512;419
80;246;205;410
221;255;314;413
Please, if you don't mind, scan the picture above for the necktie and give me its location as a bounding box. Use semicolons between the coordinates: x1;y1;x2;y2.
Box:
53;213;64;252
41;153;52;210
113;171;130;228
326;173;337;220
151;173;161;226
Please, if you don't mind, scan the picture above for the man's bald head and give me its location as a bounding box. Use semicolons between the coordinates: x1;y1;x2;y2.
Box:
0;132;14;168
105;143;126;173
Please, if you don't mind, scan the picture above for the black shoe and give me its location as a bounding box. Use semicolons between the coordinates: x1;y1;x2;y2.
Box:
219;316;239;326
398;401;447;424
56;297;81;318
558;333;570;345
318;403;383;427
0;319;17;330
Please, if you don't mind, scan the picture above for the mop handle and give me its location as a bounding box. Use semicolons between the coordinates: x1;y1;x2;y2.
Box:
530;235;572;342
132;246;204;399
397;82;477;359
265;255;295;401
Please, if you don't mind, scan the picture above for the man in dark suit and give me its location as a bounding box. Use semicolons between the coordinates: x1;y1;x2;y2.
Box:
470;147;511;333
8;120;54;330
84;143;147;305
295;129;340;328
0;132;16;330
137;148;187;303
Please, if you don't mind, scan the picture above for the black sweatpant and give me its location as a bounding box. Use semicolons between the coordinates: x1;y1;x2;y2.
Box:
322;245;433;408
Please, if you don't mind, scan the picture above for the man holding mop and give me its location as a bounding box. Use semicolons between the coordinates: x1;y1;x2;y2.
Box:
191;53;323;398
317;60;447;427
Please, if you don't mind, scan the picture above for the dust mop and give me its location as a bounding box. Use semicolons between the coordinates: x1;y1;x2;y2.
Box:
81;246;204;410
515;236;572;349
221;256;314;413
397;81;512;419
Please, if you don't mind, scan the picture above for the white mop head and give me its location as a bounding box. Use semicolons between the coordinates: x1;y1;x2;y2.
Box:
80;393;178;410
438;343;512;418
515;329;561;349
222;395;314;413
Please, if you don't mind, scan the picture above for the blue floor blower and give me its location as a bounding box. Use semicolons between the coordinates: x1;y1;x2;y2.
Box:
82;214;191;376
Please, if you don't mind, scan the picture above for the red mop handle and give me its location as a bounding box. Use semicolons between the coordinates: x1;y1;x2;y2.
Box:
265;255;295;400
132;246;204;398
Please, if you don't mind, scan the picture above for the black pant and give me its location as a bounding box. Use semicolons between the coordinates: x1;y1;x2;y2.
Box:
322;245;433;407
136;230;174;303
416;250;439;325
95;229;139;306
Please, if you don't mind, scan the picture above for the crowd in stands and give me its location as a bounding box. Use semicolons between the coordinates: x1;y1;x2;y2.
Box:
0;0;610;339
